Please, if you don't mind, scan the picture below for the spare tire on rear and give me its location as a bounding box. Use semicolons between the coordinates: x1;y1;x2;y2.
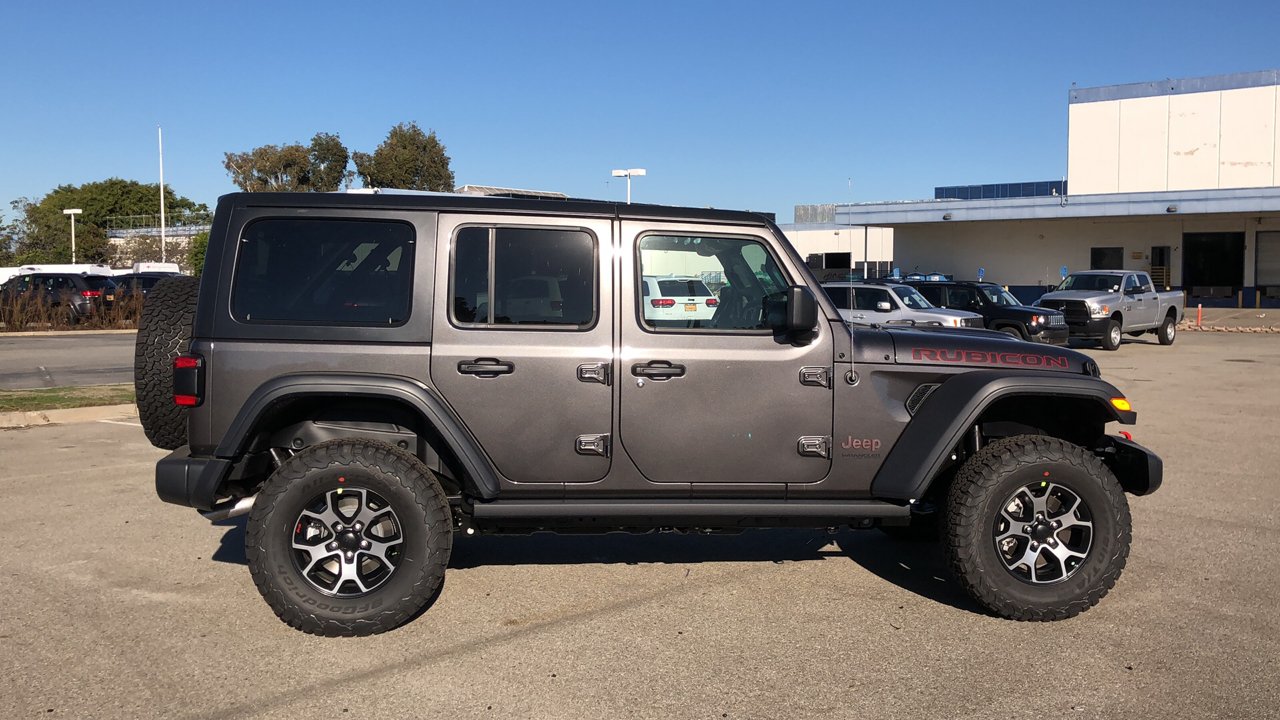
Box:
135;276;200;450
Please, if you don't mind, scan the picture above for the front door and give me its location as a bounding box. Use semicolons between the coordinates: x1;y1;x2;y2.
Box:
618;222;834;485
430;214;613;485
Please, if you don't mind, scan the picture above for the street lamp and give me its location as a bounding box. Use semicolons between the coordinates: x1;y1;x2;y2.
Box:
610;168;647;203
63;208;83;263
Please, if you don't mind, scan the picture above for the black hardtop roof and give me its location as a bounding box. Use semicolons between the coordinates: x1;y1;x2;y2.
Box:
219;192;777;227
905;279;1000;287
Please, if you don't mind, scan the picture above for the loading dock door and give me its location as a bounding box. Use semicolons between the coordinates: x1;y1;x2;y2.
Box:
1258;232;1280;297
1183;232;1244;297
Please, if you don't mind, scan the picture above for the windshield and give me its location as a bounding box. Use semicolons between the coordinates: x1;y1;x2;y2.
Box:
1058;274;1122;292
893;286;931;310
979;285;1022;306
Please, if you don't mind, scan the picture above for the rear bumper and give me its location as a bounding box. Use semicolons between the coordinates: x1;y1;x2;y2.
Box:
156;446;232;511
1101;435;1163;496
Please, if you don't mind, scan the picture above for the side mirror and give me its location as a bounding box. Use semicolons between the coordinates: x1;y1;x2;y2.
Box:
770;286;818;333
875;301;892;312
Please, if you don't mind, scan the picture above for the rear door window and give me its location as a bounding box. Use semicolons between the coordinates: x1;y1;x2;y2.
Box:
232;218;415;326
451;226;596;328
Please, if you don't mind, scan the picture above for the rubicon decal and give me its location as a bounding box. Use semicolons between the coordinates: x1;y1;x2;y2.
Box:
911;348;1070;369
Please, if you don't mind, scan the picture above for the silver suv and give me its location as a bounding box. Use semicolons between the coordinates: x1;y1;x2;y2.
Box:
820;281;983;328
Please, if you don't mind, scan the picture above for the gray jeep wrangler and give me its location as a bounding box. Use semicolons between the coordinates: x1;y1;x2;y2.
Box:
137;191;1162;636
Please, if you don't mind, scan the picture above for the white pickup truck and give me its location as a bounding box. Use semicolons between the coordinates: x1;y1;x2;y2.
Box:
1034;270;1184;350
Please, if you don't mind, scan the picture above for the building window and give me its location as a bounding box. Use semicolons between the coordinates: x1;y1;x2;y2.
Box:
1090;247;1124;270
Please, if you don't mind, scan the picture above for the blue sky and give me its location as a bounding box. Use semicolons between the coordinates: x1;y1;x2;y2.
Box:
3;1;1279;223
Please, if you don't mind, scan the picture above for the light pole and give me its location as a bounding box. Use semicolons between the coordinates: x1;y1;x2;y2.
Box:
63;208;83;263
610;168;646;203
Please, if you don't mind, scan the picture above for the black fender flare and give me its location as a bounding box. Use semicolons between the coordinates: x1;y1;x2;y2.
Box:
871;370;1132;502
215;373;501;499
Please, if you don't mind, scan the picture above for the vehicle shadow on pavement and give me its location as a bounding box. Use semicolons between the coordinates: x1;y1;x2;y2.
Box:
206;521;983;614
448;528;845;568
833;533;984;615
211;516;248;565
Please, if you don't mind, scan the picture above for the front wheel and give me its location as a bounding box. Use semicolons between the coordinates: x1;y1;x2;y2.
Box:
1158;314;1177;345
246;439;453;636
944;435;1131;621
1100;319;1122;351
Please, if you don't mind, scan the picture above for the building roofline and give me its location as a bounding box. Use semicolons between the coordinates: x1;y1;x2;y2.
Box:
834;187;1280;226
1069;69;1280;104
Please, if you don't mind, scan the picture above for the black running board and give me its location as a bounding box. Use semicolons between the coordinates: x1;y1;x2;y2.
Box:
469;499;910;529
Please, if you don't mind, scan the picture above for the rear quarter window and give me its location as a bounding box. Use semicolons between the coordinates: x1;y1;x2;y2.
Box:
232;218;415;326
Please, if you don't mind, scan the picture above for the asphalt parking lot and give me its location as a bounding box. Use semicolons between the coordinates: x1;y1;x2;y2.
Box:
2;332;1278;719
0;332;135;389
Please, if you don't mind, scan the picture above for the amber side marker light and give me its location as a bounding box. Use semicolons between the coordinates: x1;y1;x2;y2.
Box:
1110;397;1132;412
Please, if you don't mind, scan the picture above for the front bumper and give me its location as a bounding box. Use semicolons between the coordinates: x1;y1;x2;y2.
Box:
1065;316;1112;339
156;446;232;511
1031;324;1070;345
1100;435;1163;496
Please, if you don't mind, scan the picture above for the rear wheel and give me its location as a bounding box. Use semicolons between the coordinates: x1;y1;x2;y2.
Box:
246;439;453;637
1158;314;1177;345
134;276;199;449
1100;319;1122;351
944;435;1130;621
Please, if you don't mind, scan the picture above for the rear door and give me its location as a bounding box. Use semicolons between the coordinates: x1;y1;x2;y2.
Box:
618;221;833;485
429;214;613;485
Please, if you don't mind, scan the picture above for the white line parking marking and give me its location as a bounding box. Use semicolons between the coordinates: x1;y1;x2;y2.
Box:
98;420;143;427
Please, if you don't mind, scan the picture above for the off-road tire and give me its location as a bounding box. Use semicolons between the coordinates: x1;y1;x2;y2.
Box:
246;439;453;637
134;275;199;449
1158;314;1177;345
1100;319;1122;351
944;435;1130;621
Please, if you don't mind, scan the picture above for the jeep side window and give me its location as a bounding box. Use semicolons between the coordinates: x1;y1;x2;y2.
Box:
916;285;944;306
637;235;787;331
232;218;415;326
451;226;596;328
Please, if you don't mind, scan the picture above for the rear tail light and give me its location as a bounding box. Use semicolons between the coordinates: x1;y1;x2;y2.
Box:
651;298;675;308
80;290;101;298
706;298;719;307
173;353;204;408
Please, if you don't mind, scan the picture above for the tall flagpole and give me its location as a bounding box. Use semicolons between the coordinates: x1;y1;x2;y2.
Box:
158;126;167;263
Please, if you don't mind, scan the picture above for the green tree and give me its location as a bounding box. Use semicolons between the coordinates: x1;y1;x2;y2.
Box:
223;132;352;192
188;230;209;277
353;122;455;191
10;179;207;265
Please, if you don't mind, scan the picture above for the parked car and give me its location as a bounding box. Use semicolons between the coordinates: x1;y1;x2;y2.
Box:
641;275;718;324
1034;270;1184;350
114;272;184;300
820;280;984;328
908;280;1068;344
0;272;118;321
140;190;1161;636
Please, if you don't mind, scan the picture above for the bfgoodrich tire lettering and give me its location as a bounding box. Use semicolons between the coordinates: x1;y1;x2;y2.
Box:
246;439;452;637
134;275;199;449
944;435;1131;621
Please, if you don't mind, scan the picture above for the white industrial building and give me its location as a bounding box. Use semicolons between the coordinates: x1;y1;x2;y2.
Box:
779;205;894;281
833;70;1280;306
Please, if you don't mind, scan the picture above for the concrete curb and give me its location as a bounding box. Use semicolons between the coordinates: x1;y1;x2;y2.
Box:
1181;325;1280;333
0;403;138;429
0;329;137;338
